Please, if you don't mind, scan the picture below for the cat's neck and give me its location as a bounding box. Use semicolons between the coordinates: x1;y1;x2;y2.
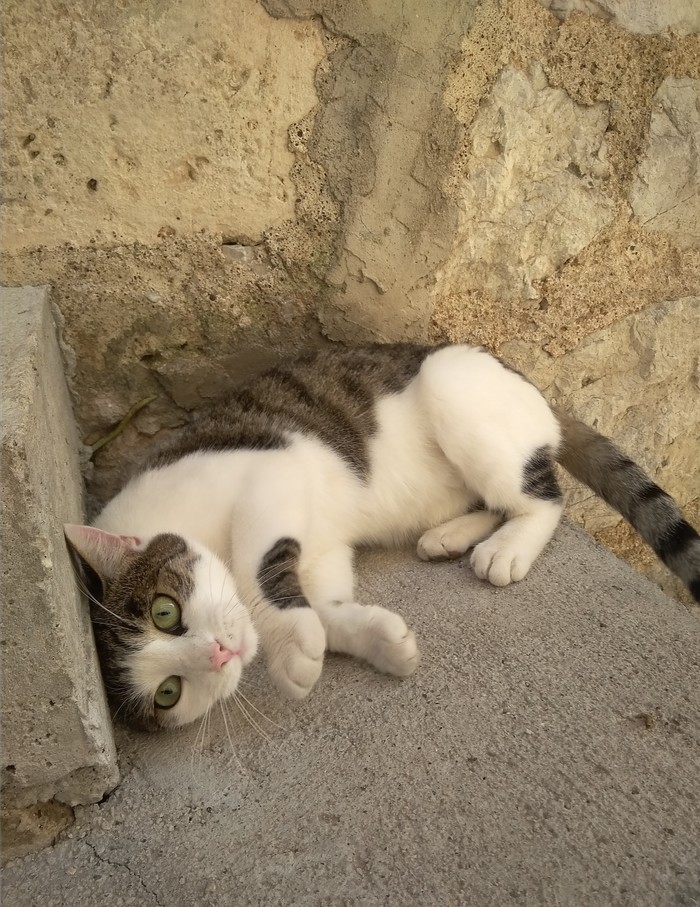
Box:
94;449;277;562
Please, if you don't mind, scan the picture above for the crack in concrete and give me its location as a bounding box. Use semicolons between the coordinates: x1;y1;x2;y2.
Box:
84;839;164;907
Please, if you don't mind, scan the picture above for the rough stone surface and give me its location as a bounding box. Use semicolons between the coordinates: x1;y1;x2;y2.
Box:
538;0;700;36
431;218;700;358
436;3;700;358
2;529;699;903
1;0;324;250
265;0;478;343
438;64;615;302
501;296;700;548
632;77;700;249
0;288;119;816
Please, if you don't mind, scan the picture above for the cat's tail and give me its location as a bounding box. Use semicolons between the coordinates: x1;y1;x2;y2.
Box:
554;409;700;603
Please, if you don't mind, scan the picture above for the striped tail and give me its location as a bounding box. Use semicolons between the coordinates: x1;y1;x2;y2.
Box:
555;410;700;604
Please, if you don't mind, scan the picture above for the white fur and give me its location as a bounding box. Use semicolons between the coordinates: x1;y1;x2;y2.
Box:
96;345;563;723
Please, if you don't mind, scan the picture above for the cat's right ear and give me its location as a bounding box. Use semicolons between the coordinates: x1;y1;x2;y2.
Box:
63;524;145;581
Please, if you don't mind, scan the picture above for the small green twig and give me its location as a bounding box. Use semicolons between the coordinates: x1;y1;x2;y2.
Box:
89;395;158;459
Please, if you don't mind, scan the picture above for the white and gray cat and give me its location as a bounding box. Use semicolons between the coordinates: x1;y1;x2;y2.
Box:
65;343;700;731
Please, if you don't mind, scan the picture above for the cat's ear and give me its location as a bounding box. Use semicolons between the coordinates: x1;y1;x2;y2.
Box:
63;524;145;580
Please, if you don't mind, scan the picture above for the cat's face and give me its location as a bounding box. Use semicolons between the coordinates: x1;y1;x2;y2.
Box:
64;526;258;731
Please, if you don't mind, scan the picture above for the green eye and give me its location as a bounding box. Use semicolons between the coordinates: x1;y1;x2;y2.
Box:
154;675;181;709
151;595;180;631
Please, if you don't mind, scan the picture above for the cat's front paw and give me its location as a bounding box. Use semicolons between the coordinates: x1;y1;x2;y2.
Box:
263;608;326;699
364;607;419;678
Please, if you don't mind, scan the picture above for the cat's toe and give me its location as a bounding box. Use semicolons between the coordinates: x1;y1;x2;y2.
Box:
417;527;462;561
365;608;419;678
275;652;323;699
265;609;326;699
470;540;530;586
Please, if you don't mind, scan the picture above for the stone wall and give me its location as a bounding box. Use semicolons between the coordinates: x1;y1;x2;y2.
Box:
2;0;698;604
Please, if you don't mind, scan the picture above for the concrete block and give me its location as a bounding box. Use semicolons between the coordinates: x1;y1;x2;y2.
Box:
0;288;119;823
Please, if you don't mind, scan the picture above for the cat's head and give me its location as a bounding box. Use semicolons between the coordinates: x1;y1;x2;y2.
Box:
64;525;258;732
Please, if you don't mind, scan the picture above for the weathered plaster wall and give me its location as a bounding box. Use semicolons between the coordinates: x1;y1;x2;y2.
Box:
2;2;324;248
2;0;699;602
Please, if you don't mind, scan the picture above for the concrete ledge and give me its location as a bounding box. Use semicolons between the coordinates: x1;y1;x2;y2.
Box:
1;289;118;837
2;522;698;903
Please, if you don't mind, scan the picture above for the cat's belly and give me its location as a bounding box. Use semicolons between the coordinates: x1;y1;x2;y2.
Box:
352;460;470;546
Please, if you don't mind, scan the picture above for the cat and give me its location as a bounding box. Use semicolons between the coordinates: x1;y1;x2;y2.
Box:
65;343;700;732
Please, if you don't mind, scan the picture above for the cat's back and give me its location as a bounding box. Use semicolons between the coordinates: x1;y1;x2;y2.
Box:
151;343;437;476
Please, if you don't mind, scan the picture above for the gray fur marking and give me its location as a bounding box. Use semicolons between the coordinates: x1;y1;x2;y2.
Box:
151;344;435;478
257;538;309;609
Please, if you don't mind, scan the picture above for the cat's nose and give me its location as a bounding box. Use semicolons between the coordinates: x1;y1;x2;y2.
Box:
210;641;238;671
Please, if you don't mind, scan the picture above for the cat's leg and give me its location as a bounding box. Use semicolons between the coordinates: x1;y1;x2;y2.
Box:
301;546;419;678
469;494;563;586
417;510;502;561
419;347;564;586
230;472;326;700
445;447;563;587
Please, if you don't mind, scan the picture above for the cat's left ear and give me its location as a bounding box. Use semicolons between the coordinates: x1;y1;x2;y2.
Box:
64;524;145;581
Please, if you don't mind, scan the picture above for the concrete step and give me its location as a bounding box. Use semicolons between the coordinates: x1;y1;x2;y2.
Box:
1;287;119;861
2;522;699;904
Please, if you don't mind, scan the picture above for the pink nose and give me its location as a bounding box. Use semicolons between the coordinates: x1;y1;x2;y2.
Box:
210;642;237;671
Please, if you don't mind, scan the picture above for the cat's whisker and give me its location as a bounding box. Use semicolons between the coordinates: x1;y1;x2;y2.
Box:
255;557;297;586
233;693;273;743
236;675;272;694
245;590;309;610
221;606;246;625
243;586;296;611
203;705;213;763
203;705;212;751
234;688;287;733
218;552;238;598
111;694;132;722
221;554;235;572
111;687;147;723
208;548;217;615
191;713;204;766
220;588;248;616
190;707;210;781
218;700;246;772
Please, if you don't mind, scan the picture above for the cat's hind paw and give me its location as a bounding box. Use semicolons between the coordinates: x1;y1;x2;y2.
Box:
470;538;532;586
264;608;326;699
417;526;468;561
417;512;501;562
363;607;419;678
